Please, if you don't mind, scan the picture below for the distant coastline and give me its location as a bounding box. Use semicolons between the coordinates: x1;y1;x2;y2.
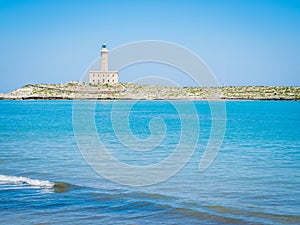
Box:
0;82;299;100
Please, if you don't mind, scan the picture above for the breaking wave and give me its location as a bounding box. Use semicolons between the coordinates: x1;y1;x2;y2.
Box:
0;174;55;188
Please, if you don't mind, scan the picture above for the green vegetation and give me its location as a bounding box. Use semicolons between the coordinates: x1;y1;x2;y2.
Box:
1;82;299;100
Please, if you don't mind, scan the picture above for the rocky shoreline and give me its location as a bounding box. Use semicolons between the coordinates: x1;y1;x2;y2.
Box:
0;82;299;100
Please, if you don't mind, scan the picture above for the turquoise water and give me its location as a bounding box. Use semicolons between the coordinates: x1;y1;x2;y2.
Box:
0;100;299;224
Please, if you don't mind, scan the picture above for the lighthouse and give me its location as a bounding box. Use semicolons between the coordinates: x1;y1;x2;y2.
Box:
89;42;119;85
100;42;108;71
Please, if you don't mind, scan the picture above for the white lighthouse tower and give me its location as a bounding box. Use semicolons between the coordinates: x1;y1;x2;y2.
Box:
89;42;118;85
100;42;108;71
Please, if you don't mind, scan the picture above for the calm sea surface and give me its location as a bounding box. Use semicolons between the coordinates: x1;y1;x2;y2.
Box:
0;100;299;224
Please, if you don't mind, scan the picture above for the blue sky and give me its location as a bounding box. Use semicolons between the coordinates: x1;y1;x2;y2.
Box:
0;0;299;92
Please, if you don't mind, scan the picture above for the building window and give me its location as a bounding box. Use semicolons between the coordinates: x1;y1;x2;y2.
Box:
93;80;95;82
108;80;110;82
112;79;114;82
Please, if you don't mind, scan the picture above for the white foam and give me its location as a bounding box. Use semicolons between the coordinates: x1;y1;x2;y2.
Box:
0;174;54;188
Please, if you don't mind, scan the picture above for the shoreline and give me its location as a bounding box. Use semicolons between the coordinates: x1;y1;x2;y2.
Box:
0;97;299;101
1;82;299;101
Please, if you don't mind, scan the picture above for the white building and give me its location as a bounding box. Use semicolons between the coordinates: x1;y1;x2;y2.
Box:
89;43;118;85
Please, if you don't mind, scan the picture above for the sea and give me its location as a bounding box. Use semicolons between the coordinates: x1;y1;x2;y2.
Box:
0;100;299;224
